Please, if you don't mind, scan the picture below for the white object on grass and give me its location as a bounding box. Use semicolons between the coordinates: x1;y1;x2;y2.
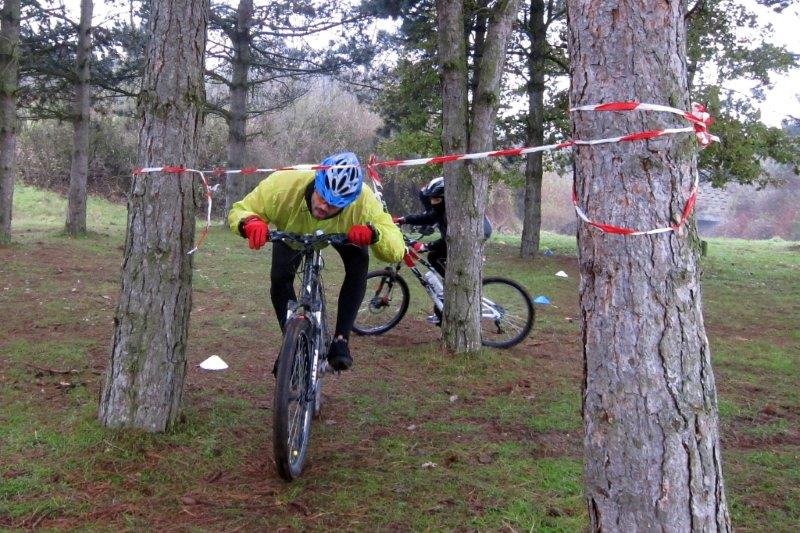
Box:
199;355;228;370
555;270;568;278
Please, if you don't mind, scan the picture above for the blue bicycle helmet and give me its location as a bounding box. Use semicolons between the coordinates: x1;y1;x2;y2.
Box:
315;152;363;208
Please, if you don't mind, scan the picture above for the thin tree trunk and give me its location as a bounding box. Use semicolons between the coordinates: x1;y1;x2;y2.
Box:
0;0;20;245
520;0;546;259
66;0;93;237
224;0;252;217
437;0;471;350
468;1;488;101
98;0;208;432
567;0;730;529
440;0;520;353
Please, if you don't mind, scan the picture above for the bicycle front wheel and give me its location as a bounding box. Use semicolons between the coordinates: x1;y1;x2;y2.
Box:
480;277;534;348
352;269;410;335
273;316;316;481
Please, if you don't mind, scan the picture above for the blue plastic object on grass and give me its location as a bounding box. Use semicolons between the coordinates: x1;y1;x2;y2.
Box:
533;295;551;305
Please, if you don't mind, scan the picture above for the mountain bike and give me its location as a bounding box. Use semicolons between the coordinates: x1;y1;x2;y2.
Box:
353;234;534;348
269;230;346;481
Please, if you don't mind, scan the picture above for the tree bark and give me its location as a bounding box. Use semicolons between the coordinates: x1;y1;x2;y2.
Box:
567;0;731;529
224;0;252;217
519;0;546;259
439;0;520;353
0;0;20;245
437;0;471;350
98;0;208;432
66;0;93;237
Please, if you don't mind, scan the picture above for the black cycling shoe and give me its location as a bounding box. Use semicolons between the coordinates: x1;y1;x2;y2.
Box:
327;338;353;371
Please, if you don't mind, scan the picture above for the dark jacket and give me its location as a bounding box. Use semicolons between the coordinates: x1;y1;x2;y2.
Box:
404;192;492;240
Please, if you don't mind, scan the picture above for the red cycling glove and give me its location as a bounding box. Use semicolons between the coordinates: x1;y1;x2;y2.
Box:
347;224;374;246
242;216;269;250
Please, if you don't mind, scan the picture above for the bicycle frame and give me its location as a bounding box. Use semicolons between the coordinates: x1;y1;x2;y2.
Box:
290;249;328;393
390;234;507;321
398;236;445;311
274;231;345;400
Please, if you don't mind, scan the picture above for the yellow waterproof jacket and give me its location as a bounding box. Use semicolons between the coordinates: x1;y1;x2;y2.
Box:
228;170;405;264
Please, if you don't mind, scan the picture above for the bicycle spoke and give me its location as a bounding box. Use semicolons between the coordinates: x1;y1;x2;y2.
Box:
274;318;316;481
353;271;410;335
480;278;534;348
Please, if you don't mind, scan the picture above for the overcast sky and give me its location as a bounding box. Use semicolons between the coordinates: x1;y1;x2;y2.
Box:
734;0;799;126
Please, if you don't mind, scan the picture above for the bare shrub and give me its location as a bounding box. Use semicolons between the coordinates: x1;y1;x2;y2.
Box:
541;172;576;234
18;117;138;200
18;121;72;191
250;78;383;169
712;170;800;240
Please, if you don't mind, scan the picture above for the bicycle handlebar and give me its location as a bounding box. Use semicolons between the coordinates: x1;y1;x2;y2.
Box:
269;230;349;248
402;232;428;250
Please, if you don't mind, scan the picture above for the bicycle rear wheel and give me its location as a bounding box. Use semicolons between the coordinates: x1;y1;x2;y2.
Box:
273;316;316;481
480;277;534;348
352;269;410;335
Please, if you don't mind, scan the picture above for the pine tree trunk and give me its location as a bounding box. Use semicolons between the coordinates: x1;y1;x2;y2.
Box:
98;0;208;432
520;0;546;259
439;0;520;352
0;0;20;245
66;0;93;237
436;0;472;351
567;0;730;529
224;0;252;217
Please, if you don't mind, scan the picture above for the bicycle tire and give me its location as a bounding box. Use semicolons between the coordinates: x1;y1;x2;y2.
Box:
273;316;316;481
480;277;534;349
352;269;410;335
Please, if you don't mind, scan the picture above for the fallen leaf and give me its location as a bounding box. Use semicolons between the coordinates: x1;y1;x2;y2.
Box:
289;501;311;515
204;471;223;483
443;454;459;466
761;404;778;416
478;453;494;464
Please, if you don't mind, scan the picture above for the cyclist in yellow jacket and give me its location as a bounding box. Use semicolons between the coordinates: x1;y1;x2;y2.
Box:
229;152;404;372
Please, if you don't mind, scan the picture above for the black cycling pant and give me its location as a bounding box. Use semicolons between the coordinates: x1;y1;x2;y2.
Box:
427;238;447;277
270;240;369;339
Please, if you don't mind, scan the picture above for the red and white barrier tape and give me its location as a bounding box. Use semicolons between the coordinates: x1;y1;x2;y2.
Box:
572;101;717;147
569;102;708;235
131;166;218;255
571;175;699;235
134;101;717;251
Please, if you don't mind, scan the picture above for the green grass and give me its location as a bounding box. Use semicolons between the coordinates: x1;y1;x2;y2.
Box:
1;184;798;530
11;183;127;237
